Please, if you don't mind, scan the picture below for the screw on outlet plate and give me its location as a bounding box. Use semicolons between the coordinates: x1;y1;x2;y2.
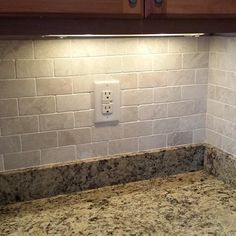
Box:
154;0;163;4
129;0;137;5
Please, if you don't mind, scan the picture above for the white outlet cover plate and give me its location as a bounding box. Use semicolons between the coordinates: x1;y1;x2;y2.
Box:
94;80;120;123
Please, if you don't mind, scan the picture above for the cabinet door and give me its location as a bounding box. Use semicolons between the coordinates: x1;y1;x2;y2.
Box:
0;0;144;18
147;0;236;18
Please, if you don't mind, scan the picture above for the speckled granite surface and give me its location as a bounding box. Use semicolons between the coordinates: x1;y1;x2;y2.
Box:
0;171;236;236
204;144;236;188
0;144;204;205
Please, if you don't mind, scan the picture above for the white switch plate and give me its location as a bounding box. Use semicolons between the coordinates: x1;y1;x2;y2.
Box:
94;80;120;123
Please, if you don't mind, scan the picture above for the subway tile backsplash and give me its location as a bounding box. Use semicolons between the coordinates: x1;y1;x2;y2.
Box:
207;37;236;156
0;36;235;172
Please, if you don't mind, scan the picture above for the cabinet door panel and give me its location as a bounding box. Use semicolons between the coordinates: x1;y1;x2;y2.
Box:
148;0;236;18
0;0;144;18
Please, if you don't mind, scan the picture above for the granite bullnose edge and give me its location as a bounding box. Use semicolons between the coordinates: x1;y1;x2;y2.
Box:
0;144;204;205
204;144;236;188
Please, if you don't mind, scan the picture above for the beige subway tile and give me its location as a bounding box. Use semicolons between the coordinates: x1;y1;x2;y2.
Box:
226;72;236;90
121;106;138;123
194;99;207;113
169;37;197;53
198;37;210;52
0;99;18;117
206;129;222;148
77;142;108;159
121;89;153;106
215;86;236;106
58;128;91;146
109;138;138;155
225;54;236;72
40;113;74;131
139;135;166;151
213;118;236;140
123;55;152;72
0;116;38;135
0;61;15;79
210;37;228;52
154;87;181;103
19;96;56;115
138;38;168;54
92;125;123;142
182;85;207;100
223;105;236;123
208;69;226;86
207;100;224;118
16;60;54;78
139;104;167;120
108;73;137;90
34;40;71;58
168;101;194;117
153;54;182;71
206;114;214;130
22;132;57;151
0;155;4;171
222;136;236;155
71;38;106;57
41;146;76;165
73;75;94;93
88;57;122;74
167;70;195;86
4;151;40;170
183;53;209;69
36;78;72;95
179;114;206;131
74;110;94;128
167;131;193;146
212;117;224;137
73;74;108;93
0;40;33;59
105;38;138;55
0;79;35;98
228;37;236;54
138;72;167;88
208;53;226;70
0;136;21;154
153;118;179;134
54;59;88;77
196;69;208;84
123;121;152;138
207;86;216;102
193;129;206;144
57;94;91;112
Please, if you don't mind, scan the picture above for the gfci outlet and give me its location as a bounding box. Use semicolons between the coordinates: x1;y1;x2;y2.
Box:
94;80;120;123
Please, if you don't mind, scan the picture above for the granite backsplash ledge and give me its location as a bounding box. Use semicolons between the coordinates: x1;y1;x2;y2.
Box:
0;144;205;205
204;144;236;188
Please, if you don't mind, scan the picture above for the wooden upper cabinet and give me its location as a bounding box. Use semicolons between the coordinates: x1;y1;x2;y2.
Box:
147;0;236;18
0;0;144;18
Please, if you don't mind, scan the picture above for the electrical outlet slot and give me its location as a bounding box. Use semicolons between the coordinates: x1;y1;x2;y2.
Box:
102;104;113;115
102;90;113;103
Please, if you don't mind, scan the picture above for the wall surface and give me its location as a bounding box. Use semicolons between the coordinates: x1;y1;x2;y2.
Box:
207;37;236;156
0;37;209;171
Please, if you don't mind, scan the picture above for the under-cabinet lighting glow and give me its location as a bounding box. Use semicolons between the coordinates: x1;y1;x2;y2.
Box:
42;33;205;39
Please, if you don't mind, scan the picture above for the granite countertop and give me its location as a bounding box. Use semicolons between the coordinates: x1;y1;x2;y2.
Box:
0;170;236;236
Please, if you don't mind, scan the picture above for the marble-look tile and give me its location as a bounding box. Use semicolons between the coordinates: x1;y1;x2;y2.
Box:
0;144;204;205
4;151;40;171
0;99;18;118
0;79;35;98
